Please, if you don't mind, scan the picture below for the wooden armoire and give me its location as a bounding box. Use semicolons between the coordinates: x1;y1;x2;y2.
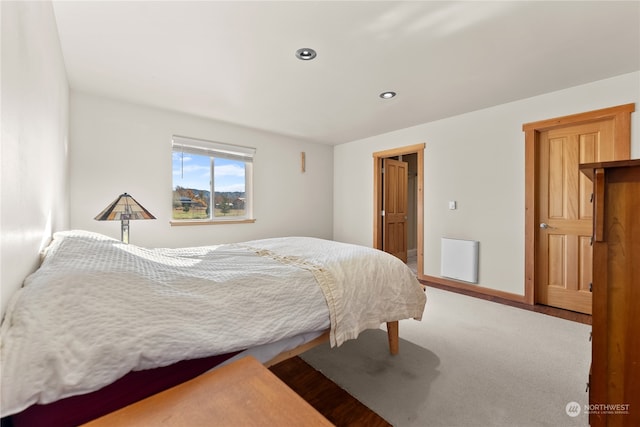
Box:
581;159;640;427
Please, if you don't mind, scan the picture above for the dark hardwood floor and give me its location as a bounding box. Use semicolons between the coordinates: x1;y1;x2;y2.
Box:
421;279;592;325
270;356;392;427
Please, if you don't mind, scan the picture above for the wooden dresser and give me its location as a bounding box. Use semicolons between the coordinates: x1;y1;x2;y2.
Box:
581;159;640;427
82;356;333;427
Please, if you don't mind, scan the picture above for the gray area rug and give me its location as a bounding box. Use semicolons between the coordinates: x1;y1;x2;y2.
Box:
302;286;591;427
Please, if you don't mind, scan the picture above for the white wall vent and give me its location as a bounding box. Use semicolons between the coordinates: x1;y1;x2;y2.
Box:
441;238;479;283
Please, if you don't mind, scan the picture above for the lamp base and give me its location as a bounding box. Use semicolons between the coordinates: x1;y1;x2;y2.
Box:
121;220;130;244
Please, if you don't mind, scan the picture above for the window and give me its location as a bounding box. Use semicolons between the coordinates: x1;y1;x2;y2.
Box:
171;135;255;223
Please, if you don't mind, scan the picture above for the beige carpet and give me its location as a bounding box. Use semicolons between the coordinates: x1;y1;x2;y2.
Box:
302;286;591;427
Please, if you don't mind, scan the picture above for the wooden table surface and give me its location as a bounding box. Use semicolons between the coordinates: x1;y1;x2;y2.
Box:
83;356;334;426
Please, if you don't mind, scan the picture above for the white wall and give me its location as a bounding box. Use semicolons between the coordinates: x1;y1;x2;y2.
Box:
69;92;333;248
334;72;640;296
1;1;70;317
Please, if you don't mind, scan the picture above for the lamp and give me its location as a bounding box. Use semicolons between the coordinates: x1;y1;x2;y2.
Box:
94;193;156;244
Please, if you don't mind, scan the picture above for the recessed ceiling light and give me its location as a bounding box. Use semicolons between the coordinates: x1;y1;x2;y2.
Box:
379;91;396;99
295;48;317;60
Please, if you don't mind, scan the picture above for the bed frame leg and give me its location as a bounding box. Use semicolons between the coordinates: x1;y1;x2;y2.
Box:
386;321;399;355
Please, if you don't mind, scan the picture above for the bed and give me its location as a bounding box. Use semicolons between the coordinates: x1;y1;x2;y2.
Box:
0;230;426;425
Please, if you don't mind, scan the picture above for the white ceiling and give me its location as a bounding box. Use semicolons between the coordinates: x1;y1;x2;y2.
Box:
52;1;640;145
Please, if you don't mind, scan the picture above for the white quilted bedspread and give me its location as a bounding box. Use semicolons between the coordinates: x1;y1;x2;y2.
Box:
0;230;426;415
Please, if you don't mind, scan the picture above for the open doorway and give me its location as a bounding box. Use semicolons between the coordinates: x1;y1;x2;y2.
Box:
373;143;425;278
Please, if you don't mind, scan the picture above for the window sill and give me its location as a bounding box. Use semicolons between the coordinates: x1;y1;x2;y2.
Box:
170;219;256;226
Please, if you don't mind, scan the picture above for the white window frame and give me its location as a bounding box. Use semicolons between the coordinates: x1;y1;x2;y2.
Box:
171;135;256;225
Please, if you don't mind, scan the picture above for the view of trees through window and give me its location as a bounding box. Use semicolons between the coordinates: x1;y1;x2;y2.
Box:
172;152;246;220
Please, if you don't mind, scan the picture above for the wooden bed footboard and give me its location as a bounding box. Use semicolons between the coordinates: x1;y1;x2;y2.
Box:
264;321;400;367
264;331;331;367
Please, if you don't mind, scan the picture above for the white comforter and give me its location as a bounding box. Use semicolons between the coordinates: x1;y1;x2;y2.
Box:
0;230;426;415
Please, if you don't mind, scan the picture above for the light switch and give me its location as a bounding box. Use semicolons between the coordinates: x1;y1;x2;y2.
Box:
448;201;457;210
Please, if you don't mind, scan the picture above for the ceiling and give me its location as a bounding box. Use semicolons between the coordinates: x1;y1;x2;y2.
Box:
51;1;640;145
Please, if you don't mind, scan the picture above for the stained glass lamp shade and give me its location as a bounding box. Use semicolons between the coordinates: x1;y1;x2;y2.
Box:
94;193;156;244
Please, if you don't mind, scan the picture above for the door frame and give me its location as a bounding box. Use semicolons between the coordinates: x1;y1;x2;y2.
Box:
522;103;634;305
373;143;425;276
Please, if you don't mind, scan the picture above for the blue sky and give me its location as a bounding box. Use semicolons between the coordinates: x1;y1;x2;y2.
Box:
172;152;245;193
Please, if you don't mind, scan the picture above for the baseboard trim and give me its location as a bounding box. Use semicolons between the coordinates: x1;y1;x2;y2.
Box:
420;275;528;304
420;275;592;325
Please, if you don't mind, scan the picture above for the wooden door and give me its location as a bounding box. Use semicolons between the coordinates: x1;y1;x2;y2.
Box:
537;120;617;314
372;143;425;277
383;158;408;262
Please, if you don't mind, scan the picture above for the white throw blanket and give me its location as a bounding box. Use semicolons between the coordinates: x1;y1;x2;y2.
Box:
0;230;426;415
